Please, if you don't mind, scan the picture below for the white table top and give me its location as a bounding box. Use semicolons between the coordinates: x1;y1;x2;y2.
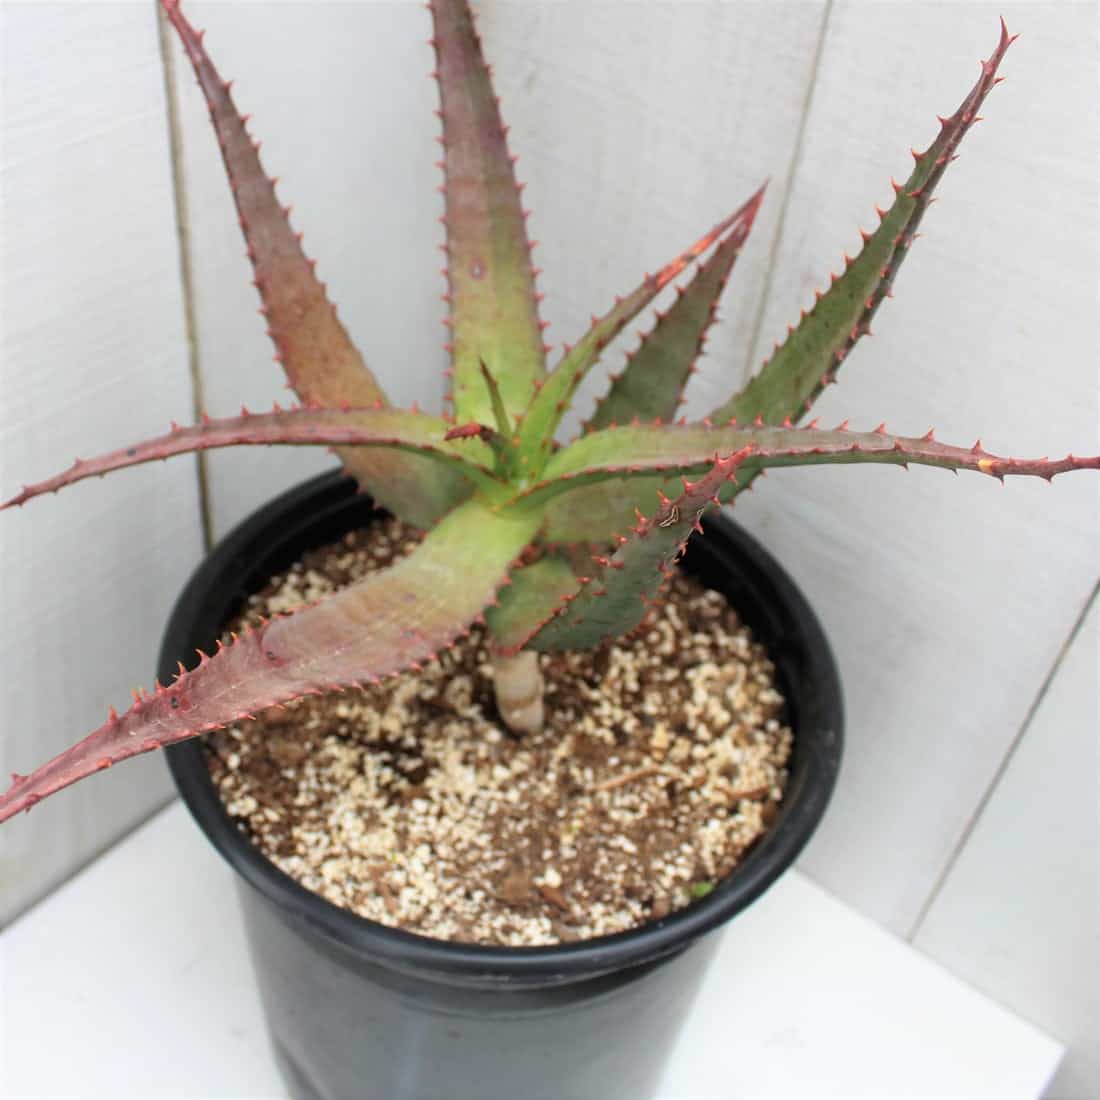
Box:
1;801;1061;1099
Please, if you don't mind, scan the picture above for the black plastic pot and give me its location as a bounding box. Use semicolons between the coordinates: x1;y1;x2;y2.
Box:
163;471;842;1100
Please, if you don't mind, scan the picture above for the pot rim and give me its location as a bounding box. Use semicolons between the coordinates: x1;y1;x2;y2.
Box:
165;470;842;986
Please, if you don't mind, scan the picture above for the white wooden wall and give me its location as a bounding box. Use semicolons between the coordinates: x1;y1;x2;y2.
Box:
2;2;1096;1093
0;2;205;925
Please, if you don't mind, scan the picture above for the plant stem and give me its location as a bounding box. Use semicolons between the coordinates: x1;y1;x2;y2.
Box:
491;650;544;735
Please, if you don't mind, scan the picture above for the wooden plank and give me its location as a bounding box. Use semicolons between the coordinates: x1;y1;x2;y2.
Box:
166;0;827;536
730;1;1099;932
915;595;1098;1099
0;3;205;922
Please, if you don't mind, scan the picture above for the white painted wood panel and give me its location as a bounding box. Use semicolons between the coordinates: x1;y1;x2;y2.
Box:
166;0;828;537
728;2;1100;934
0;3;205;923
915;595;1099;1100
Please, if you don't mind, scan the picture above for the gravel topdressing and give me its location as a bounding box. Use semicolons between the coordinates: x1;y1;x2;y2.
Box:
205;517;792;946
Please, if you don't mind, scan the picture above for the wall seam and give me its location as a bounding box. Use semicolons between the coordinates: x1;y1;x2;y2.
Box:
740;0;835;384
156;2;214;553
907;576;1100;942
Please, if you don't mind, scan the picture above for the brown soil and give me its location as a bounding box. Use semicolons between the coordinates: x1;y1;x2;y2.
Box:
205;517;792;946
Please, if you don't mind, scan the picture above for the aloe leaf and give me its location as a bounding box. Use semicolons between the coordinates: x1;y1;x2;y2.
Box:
514;421;1099;513
1;406;503;511
162;2;467;525
0;499;540;824
540;474;677;544
478;360;522;476
540;23;1019;540
517;450;754;652
484;553;583;654
429;0;547;427
585;186;765;433
710;22;1017;429
479;359;513;438
515;189;766;477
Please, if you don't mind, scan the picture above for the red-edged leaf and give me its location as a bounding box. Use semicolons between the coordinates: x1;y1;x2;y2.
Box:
711;22;1017;428
163;1;462;526
484;552;583;653
1;406;500;511
514;421;1100;518
515;189;765;476
0;498;539;823
585;186;765;432
430;0;546;425
518;450;754;652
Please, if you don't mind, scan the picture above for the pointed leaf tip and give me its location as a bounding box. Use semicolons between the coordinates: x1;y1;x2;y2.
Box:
710;22;1015;441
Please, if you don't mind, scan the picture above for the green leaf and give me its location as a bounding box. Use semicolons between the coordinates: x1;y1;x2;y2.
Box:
539;25;1021;539
541;25;1020;541
540;474;676;544
1;405;503;513
478;360;522;477
485;553;582;654
520;450;753;652
515;191;765;478
163;2;460;526
511;421;1100;516
586;186;764;432
710;23;1016;429
430;0;547;427
0;497;540;824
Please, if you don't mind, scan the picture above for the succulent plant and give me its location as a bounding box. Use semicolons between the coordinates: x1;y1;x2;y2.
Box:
1;0;1096;827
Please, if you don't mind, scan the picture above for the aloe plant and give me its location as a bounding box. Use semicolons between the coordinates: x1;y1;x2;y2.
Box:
0;1;1096;826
